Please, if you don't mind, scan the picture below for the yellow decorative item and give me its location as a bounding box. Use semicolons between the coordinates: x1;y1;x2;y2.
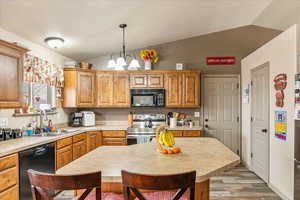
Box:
140;49;159;64
156;124;181;154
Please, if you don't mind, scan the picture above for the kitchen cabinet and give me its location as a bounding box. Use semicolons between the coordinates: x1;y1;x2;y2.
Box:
165;71;200;107
165;73;182;107
56;137;73;170
169;130;183;137
130;73;164;88
102;131;127;146
113;72;130;107
72;133;87;160
63;68;96;107
0;153;19;200
86;131;101;152
96;72;114;106
182;72;200;107
96;72;130;107
0;40;27;108
183;130;203;137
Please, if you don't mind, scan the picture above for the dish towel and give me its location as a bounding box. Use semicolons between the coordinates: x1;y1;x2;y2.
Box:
136;135;152;144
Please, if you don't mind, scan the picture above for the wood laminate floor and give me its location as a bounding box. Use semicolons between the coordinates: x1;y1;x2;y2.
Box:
55;165;281;200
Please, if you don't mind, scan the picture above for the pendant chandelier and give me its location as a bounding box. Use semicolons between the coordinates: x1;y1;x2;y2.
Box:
107;24;141;70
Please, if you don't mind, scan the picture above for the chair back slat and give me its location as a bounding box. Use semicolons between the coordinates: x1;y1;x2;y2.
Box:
122;170;196;200
27;169;101;200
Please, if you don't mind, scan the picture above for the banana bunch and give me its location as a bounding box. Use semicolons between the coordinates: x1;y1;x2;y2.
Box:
158;131;175;147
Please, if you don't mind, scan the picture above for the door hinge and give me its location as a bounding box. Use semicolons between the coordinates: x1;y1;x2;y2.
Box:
251;152;253;158
237;116;239;123
251;116;254;122
250;80;253;86
237;149;240;155
237;83;239;89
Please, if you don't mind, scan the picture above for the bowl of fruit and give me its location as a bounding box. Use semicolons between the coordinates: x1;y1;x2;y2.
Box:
156;124;181;154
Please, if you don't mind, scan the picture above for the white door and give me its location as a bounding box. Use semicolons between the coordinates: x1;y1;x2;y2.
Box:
203;76;240;154
251;63;269;183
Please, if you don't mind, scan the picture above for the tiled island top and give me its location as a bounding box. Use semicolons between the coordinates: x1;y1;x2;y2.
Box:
57;137;240;183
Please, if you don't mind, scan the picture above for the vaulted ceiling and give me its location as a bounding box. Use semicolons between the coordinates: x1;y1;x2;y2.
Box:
0;0;292;61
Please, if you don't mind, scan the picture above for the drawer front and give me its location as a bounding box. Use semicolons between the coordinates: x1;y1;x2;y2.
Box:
102;131;126;138
0;154;18;171
87;132;98;152
56;137;73;149
183;130;202;137
103;138;127;146
56;145;73;170
0;167;18;192
0;185;19;200
170;131;183;137
73;133;86;143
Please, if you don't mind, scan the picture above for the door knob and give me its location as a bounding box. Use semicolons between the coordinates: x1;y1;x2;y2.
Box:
261;129;268;133
205;125;209;128
205;119;208;122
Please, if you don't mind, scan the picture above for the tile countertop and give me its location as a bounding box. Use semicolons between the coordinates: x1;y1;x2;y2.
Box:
0;125;203;158
57;138;240;183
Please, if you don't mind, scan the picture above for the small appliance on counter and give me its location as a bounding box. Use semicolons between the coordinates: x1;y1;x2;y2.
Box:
0;128;22;141
69;112;83;127
81;111;96;127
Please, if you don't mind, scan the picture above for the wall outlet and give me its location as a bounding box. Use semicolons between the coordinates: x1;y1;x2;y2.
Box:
194;112;200;118
0;118;8;128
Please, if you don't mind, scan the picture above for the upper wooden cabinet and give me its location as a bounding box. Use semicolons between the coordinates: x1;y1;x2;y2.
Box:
96;72;130;107
63;68;96;107
165;71;200;107
64;69;200;108
165;72;182;107
130;73;164;88
0;40;28;108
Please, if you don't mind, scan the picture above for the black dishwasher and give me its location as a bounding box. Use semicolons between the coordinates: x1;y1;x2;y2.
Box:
19;142;55;200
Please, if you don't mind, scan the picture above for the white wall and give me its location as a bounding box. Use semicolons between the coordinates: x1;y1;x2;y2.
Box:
0;27;74;128
241;25;297;199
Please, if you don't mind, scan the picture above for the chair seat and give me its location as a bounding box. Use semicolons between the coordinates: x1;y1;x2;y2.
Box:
135;191;189;200
73;192;123;200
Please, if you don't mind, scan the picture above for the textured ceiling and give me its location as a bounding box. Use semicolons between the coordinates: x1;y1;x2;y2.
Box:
0;0;273;60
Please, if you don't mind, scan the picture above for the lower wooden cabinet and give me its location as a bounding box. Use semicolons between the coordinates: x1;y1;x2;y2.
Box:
169;130;203;137
56;145;73;170
0;153;19;200
102;130;127;146
73;140;87;160
87;131;101;152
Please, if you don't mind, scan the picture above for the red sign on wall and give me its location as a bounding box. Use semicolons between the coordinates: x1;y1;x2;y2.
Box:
206;57;236;65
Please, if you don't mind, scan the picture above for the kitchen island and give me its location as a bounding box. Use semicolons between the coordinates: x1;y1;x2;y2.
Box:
57;137;240;200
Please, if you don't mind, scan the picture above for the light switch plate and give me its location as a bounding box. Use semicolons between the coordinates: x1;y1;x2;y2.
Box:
194;112;200;118
0;118;8;128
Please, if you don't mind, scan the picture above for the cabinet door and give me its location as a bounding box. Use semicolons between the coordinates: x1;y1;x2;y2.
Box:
96;72;114;107
56;145;73;170
130;74;147;88
148;74;164;88
165;73;182;107
182;72;200;107
183;130;202;137
0;53;22;108
87;132;98;152
77;71;95;107
72;140;87;160
113;73;130;107
97;131;102;147
169;130;183;137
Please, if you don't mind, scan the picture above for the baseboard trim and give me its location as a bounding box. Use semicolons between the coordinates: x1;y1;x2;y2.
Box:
268;183;291;200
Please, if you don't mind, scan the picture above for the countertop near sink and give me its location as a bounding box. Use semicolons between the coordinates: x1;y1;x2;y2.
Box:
0;124;203;158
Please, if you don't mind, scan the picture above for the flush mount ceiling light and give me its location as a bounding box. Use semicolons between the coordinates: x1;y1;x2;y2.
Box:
107;24;140;70
44;37;64;48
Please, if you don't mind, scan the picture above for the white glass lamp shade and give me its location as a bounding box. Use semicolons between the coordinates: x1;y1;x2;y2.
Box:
116;57;127;66
128;59;141;70
115;65;125;70
107;59;117;68
44;37;64;48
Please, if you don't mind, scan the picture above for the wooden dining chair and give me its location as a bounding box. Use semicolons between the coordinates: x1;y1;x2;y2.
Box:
27;169;123;200
121;170;196;200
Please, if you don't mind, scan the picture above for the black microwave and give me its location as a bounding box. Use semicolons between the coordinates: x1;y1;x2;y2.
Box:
130;89;165;107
